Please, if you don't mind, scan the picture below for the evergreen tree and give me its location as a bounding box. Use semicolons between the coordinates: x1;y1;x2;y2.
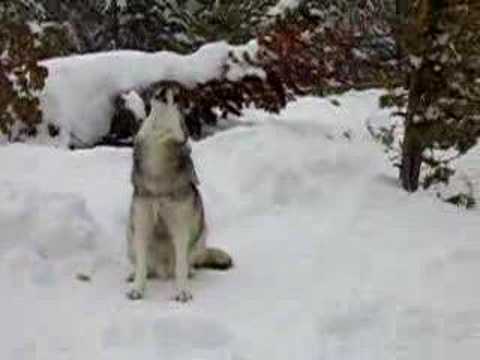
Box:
400;0;480;193
0;0;46;22
179;0;278;49
32;0;106;53
99;0;278;53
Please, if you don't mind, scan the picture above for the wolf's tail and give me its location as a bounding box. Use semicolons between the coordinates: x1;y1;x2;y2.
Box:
192;247;233;270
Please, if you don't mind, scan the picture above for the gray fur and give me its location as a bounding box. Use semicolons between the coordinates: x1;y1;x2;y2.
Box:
126;88;232;302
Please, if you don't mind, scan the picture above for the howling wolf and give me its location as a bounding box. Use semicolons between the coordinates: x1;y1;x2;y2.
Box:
126;86;233;302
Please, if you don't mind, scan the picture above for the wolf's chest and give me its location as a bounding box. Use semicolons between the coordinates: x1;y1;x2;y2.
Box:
135;135;180;174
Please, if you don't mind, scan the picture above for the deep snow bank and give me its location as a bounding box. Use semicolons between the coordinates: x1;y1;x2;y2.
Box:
40;41;261;147
0;182;97;260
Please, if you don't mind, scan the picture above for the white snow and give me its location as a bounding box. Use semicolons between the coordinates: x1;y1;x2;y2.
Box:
104;0;128;10
40;40;262;147
1;90;479;360
121;90;146;121
268;0;302;16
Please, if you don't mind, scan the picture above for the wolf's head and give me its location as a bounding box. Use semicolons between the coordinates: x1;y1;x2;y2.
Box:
138;85;188;143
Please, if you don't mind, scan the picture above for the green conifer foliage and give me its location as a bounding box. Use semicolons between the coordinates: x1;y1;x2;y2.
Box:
400;0;480;192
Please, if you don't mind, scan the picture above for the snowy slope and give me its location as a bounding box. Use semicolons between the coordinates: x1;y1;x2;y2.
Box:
1;90;479;360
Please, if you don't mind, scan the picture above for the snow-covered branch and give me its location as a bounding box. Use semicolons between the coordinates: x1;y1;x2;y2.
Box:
41;23;321;147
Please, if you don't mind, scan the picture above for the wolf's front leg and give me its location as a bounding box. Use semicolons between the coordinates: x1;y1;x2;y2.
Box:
171;226;193;302
127;199;153;300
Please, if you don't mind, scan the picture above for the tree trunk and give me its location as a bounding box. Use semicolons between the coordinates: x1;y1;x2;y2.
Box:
394;0;409;59
400;121;423;192
108;0;120;50
400;59;430;192
400;52;425;192
396;0;409;18
399;0;445;192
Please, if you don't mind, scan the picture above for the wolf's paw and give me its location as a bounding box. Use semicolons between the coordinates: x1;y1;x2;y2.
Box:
126;289;144;301
173;290;193;303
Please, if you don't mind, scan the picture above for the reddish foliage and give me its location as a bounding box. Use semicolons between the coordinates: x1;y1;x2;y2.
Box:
166;22;326;121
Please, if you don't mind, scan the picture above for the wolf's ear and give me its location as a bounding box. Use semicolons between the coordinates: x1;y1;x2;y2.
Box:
153;86;181;106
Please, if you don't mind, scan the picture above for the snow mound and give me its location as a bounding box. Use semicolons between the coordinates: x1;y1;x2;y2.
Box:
196;119;365;220
0;182;98;261
41;41;261;147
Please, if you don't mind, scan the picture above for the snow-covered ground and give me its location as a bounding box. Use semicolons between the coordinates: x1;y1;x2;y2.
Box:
1;90;479;360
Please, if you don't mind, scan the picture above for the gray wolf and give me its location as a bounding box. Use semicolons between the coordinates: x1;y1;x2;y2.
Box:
126;86;233;302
